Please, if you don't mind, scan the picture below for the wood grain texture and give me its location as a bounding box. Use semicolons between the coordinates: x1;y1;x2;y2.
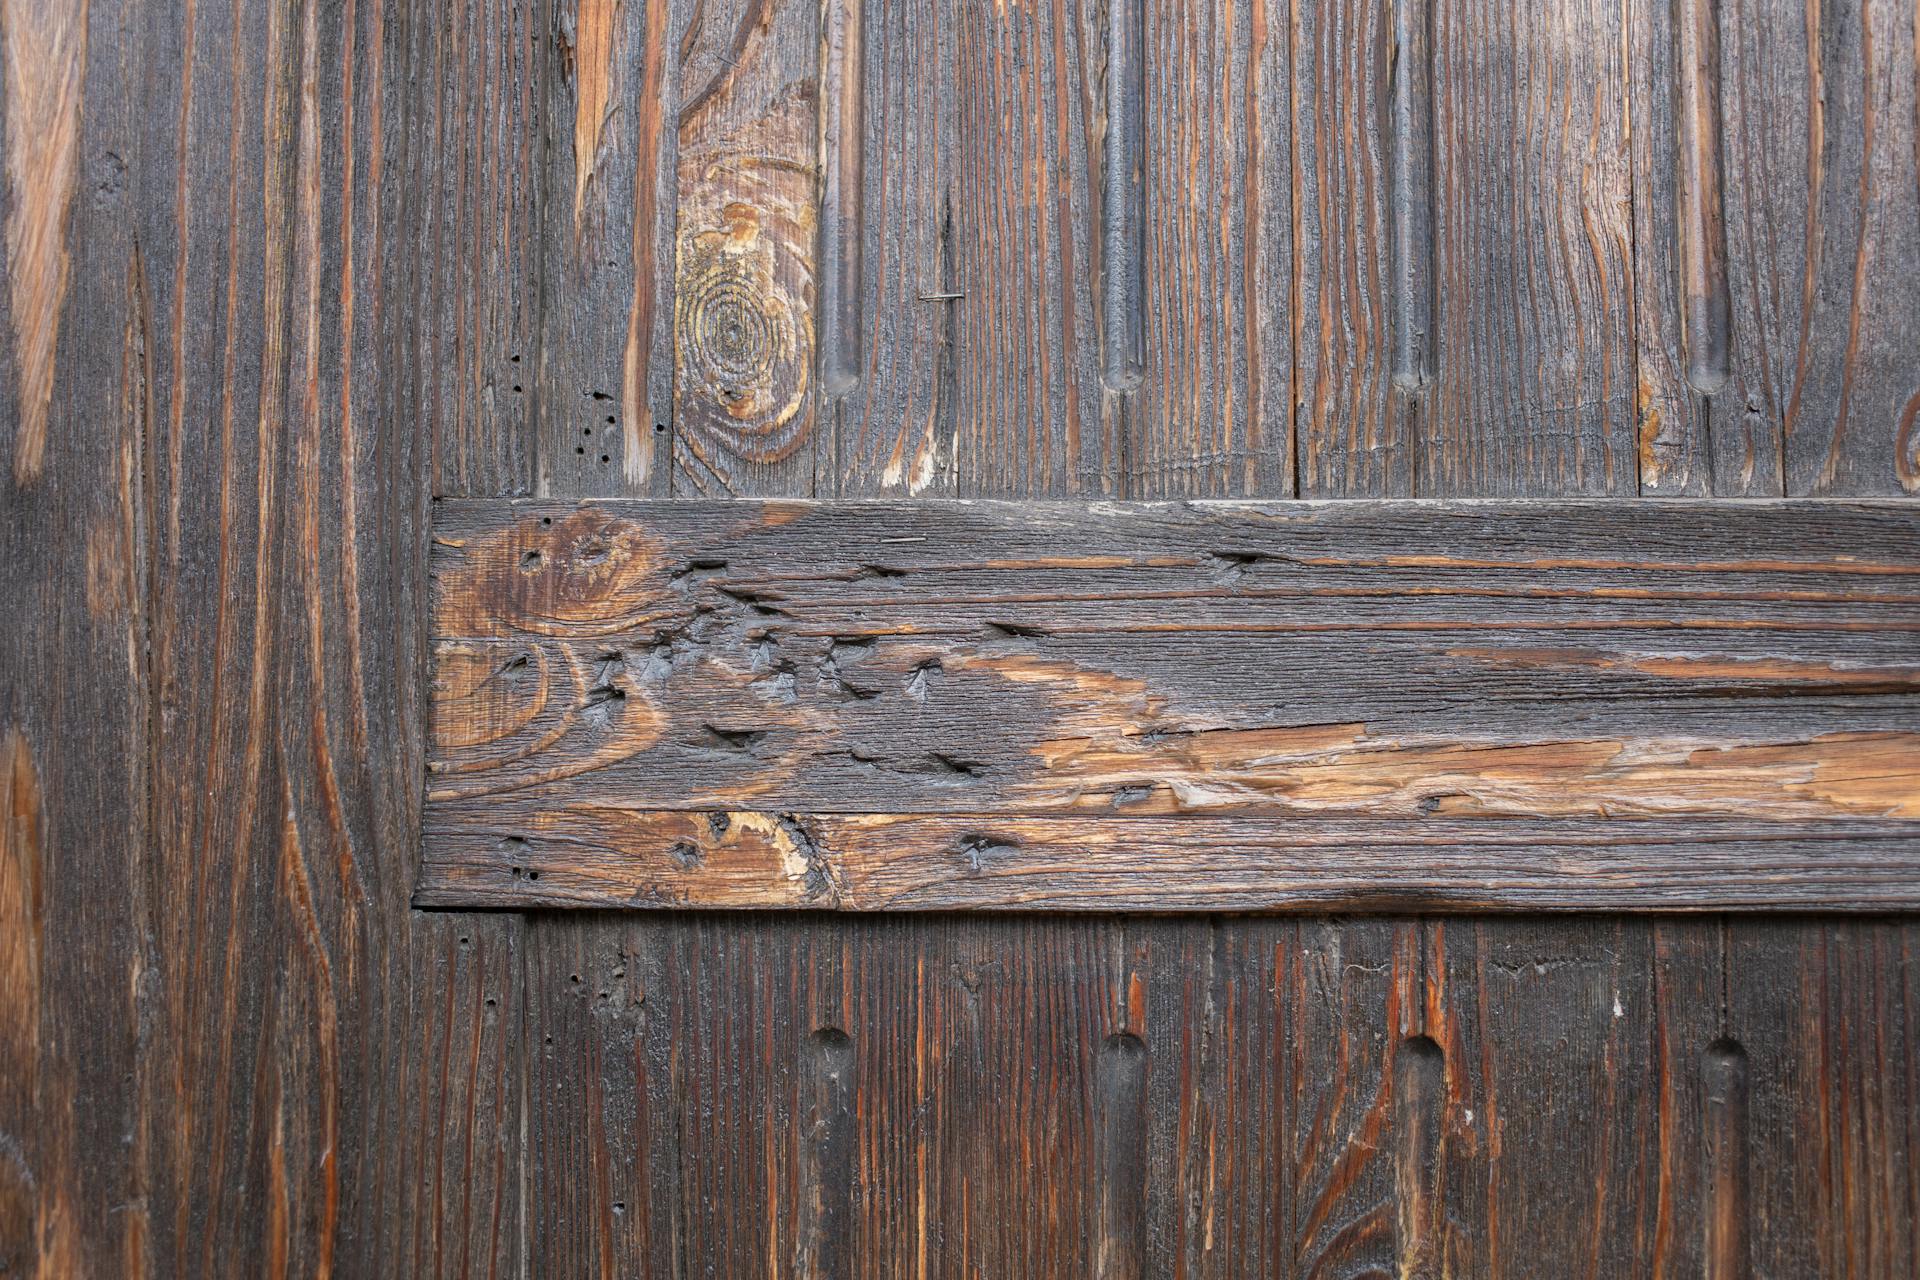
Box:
1426;919;1665;1273
0;2;146;1270
421;498;1920;909
945;0;1111;496
1123;0;1291;497
1627;0;1714;496
535;0;677;496
1713;0;1920;496
1724;920;1920;1276
1291;0;1420;496
0;1;527;1273
822;0;960;499
422;0;548;496
1424;0;1637;495
670;0;821;497
1;0;87;487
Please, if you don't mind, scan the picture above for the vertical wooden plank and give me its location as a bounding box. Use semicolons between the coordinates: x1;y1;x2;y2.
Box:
1126;0;1291;497
825;0;959;498
125;0;524;1272
536;0;678;496
948;0;1110;495
1141;919;1424;1279
1423;0;1637;494
669;0;822;496
1285;921;1426;1276
0;0;148;1271
1627;0;1714;495
1704;0;1805;494
1715;0;1920;495
1647;921;1728;1276
423;0;547;496
1725;922;1920;1277
1428;918;1663;1275
1291;0;1420;496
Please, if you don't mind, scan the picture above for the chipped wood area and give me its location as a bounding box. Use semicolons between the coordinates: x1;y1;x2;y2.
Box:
420;499;1920;910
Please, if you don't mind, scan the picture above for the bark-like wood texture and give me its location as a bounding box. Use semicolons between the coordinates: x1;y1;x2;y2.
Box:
422;498;1920;910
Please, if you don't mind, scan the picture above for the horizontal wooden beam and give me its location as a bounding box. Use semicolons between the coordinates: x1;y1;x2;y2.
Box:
420;499;1920;911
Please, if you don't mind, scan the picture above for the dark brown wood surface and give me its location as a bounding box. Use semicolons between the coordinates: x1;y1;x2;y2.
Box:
6;0;1920;1275
420;498;1920;910
3;2;522;1274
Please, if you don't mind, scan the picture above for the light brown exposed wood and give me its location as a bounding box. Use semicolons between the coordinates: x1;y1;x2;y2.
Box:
2;0;87;486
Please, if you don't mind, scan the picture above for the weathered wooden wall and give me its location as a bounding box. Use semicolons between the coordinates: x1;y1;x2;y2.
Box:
507;0;1920;1273
3;0;1918;1277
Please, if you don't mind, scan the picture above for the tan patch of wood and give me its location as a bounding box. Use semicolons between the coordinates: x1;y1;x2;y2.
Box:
1031;723;1920;821
0;728;41;1073
567;0;619;229
4;0;88;485
427;641;668;802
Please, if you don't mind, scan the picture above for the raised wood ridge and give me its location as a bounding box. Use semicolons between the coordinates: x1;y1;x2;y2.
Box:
419;498;1920;910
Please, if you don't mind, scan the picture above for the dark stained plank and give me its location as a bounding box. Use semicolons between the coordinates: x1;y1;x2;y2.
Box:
1714;0;1920;496
1125;0;1291;498
1291;0;1420;496
1706;0;1814;495
524;911;1147;1278
1643;921;1731;1277
1724;921;1920;1276
946;0;1111;496
70;0;522;1272
421;497;1920;908
1627;0;1714;496
1423;0;1637;495
422;0;548;497
0;0;149;1270
824;0;958;499
534;0;678;496
1428;918;1664;1274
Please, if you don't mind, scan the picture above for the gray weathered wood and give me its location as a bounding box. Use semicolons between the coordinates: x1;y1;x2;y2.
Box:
422;497;1920;910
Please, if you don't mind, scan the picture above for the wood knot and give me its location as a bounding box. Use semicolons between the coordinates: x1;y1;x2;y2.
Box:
674;148;816;465
434;508;684;638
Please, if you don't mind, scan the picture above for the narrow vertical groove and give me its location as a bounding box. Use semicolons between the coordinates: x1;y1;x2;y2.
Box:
1094;1031;1147;1280
818;0;864;396
796;1027;854;1278
1101;0;1145;392
1395;1034;1445;1279
1676;0;1730;392
932;191;959;492
1388;0;1433;391
1702;1038;1750;1279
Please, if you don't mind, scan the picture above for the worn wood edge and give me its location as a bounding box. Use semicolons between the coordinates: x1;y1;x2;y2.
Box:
415;813;1920;912
431;495;1920;513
